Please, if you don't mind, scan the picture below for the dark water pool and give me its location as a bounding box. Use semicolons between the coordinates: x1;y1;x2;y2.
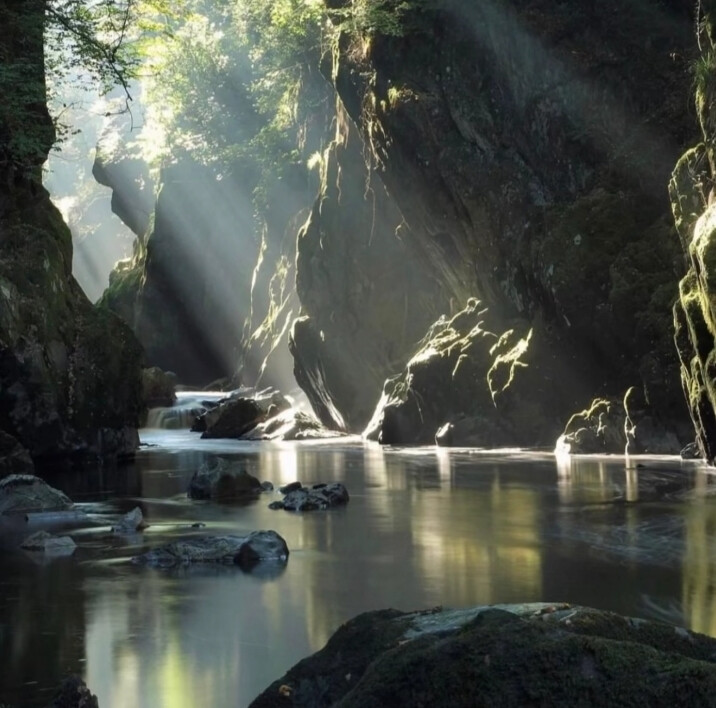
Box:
1;430;714;706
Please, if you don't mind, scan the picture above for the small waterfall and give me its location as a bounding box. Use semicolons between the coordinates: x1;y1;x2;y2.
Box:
143;391;228;430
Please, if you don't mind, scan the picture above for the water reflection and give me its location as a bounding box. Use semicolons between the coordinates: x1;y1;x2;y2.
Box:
1;437;716;707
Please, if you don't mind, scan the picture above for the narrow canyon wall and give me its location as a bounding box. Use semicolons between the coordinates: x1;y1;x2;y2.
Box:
671;3;716;463
0;2;143;465
292;0;697;443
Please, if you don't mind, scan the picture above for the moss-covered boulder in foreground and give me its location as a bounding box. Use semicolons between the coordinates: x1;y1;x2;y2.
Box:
251;603;716;707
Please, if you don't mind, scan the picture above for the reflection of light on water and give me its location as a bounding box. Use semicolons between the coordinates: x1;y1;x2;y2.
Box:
435;447;452;487
258;445;298;486
412;474;542;605
554;455;615;505
625;466;639;503
683;470;716;636
555;451;573;504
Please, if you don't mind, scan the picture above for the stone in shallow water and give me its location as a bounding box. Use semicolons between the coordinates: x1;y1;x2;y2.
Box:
270;482;349;512
132;530;289;569
250;603;716;707
21;530;76;555
188;456;263;500
0;475;72;515
111;506;146;534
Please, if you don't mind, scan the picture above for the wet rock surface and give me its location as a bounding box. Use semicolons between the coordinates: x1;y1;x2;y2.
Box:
365;299;585;447
269;482;349;512
194;390;290;438
241;408;344;441
251;603;716;707
132;530;289;568
0;475;72;515
671;56;716;464
111;506;146;534
188;457;263;500
0;20;144;464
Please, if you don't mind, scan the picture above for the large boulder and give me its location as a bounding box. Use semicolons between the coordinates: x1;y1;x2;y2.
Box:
0;475;72;515
241;408;344;441
132;530;289;568
251;603;716;707
188;456;263;500
195;390;291;438
365;299;587;447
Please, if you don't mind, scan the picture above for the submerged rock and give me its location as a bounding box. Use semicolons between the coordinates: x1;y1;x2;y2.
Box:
251;603;716;707
188;457;263;500
0;475;72;515
21;530;76;555
132;530;289;568
270;482;349;512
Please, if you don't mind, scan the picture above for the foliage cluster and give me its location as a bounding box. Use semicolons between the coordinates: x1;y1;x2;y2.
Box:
0;1;139;174
134;0;429;196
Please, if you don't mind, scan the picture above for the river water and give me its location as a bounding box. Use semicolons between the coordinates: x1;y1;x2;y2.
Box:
1;430;715;707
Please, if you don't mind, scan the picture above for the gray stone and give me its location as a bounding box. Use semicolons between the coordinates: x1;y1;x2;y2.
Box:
112;506;146;534
0;475;72;515
21;530;76;555
132;530;289;568
271;482;349;512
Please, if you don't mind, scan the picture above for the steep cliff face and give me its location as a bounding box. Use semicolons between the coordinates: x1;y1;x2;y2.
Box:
671;4;716;462
0;3;143;464
291;104;447;430
292;0;696;443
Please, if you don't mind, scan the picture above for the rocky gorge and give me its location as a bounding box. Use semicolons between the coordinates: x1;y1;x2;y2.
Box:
6;1;716;706
78;0;708;459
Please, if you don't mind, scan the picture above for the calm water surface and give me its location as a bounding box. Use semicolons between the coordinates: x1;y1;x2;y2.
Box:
1;430;715;707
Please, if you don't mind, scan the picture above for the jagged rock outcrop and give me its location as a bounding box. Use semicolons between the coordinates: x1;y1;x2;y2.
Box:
290;0;695;442
291;105;447;431
251;603;716;707
670;5;716;464
0;3;143;463
365;298;589;446
92;112;155;240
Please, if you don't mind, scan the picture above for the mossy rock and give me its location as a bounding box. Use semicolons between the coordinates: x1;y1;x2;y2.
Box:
251;603;716;707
